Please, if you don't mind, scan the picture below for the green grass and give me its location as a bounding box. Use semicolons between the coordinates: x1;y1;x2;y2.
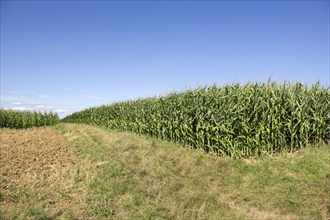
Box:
54;123;330;219
28;207;52;220
2;122;329;219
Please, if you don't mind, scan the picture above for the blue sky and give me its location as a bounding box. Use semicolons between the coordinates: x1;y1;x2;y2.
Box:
1;0;329;118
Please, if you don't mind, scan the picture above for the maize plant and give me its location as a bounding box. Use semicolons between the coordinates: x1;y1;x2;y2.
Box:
62;81;330;158
0;109;59;129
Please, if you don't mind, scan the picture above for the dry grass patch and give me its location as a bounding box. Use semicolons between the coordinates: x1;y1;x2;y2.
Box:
4;124;328;219
57;123;330;219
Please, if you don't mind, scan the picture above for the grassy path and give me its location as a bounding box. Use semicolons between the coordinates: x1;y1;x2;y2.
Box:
1;124;329;219
57;123;330;219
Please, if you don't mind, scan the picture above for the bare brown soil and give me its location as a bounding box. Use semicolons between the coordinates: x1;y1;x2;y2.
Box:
0;128;92;219
0;128;78;185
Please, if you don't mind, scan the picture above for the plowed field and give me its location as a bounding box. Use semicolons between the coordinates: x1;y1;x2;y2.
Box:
1;128;77;185
0;128;90;219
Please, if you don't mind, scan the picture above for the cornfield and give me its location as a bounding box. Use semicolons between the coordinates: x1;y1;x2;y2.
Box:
63;81;330;157
0;109;60;129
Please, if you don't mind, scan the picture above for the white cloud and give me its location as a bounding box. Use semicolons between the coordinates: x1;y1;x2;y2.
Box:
1;89;70;118
11;106;32;111
35;105;46;109
54;109;68;113
27;102;42;105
